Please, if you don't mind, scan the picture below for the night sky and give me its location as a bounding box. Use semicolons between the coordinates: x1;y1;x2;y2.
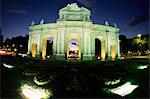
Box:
1;0;149;40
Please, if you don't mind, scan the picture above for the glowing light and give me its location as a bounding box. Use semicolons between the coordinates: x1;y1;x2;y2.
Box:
137;34;141;38
121;56;124;59
32;44;37;58
101;58;105;61
21;84;53;99
18;53;27;57
3;63;14;68
101;40;106;60
137;65;148;69
20;45;23;47
47;56;50;58
14;48;17;52
34;77;51;85
110;45;116;59
110;82;138;97
105;79;120;85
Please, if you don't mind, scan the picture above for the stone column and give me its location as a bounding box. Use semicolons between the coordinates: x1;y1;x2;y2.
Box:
59;27;65;59
36;31;41;59
106;30;108;55
56;27;65;60
88;32;91;54
106;30;111;59
108;46;111;59
27;34;31;54
61;29;65;54
39;30;42;53
84;29;87;54
83;28;92;60
91;31;95;58
57;32;60;54
117;33;121;58
53;32;57;55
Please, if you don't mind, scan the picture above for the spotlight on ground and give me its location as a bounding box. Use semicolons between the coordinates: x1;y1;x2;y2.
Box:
104;82;138;97
3;63;14;68
110;82;138;96
33;76;51;85
137;65;148;70
21;84;53;99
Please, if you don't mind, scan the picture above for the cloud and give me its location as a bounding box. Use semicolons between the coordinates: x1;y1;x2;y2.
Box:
76;0;94;8
5;9;31;15
121;14;149;32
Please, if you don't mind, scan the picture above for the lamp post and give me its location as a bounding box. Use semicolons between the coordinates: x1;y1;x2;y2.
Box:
137;34;141;38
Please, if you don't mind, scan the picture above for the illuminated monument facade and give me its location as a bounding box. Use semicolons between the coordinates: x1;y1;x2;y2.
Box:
28;3;120;60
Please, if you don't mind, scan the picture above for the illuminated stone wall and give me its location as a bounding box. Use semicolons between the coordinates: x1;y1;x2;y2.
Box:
28;3;120;60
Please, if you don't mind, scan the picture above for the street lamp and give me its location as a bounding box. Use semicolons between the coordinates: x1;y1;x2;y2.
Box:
137;34;141;38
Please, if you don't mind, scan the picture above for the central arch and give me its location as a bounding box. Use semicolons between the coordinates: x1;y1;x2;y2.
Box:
67;33;81;60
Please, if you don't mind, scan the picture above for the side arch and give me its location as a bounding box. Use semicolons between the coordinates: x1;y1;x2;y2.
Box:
95;36;106;60
31;43;37;58
110;44;116;59
41;35;53;60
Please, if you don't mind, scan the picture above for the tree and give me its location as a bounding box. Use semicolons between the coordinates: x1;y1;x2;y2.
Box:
132;34;149;52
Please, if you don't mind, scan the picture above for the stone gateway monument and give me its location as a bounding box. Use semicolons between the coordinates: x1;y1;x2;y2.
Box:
28;3;120;60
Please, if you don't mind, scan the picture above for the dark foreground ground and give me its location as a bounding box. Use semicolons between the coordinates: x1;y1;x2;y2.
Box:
1;56;149;98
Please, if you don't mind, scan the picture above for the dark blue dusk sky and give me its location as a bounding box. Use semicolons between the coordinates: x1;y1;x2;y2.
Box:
1;0;149;40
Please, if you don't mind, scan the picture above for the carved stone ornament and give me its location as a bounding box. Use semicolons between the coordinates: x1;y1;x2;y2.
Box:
67;3;80;11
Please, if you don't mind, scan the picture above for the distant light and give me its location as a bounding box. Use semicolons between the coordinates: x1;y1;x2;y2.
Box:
20;45;23;47
47;56;50;58
3;63;14;68
18;53;27;57
98;57;100;59
110;82;138;97
121;56;124;59
12;44;15;47
137;65;148;70
137;34;141;38
14;48;17;52
21;84;52;99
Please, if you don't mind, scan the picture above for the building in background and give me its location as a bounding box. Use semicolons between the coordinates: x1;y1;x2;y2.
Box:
1;35;28;53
